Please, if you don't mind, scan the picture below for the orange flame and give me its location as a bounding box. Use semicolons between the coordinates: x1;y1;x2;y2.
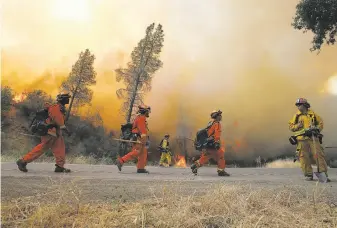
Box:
13;93;27;103
175;155;186;168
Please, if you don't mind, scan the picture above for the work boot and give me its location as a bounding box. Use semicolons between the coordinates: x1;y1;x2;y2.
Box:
191;163;198;175
137;169;149;174
325;173;331;182
16;159;28;172
54;164;71;173
218;170;230;176
305;175;313;181
116;159;123;171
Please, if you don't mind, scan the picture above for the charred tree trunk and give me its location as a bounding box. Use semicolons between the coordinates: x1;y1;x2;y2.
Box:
126;75;141;123
66;92;76;121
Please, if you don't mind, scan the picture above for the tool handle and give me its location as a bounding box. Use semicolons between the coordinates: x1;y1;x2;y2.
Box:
111;138;142;144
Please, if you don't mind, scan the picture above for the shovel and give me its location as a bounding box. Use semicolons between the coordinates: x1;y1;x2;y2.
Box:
312;134;328;183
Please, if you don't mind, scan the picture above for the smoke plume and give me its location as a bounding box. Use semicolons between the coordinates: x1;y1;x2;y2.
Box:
2;0;337;160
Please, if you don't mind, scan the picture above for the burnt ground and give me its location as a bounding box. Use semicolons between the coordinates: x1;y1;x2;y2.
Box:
1;162;337;204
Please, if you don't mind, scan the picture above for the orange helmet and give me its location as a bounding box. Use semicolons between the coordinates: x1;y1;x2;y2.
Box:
210;110;222;119
295;98;310;108
138;104;151;114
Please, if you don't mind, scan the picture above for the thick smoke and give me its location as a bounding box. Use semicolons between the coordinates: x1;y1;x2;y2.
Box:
2;0;337;160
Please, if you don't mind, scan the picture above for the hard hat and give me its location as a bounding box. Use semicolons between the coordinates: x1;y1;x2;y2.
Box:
56;92;71;104
57;93;71;101
210;110;222;119
295;98;310;108
138;104;151;114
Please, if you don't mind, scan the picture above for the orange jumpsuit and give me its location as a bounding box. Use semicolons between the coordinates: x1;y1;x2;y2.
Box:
195;120;226;171
22;103;67;167
118;114;148;169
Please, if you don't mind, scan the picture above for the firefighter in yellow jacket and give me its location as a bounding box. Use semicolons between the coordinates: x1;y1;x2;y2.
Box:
159;134;172;167
288;98;330;181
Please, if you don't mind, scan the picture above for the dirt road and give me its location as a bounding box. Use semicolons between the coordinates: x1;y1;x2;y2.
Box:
2;162;337;203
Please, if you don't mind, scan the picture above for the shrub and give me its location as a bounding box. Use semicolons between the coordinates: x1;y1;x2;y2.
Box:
1;86;13;116
18;90;53;117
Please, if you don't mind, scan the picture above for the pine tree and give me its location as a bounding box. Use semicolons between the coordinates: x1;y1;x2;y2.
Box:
115;23;164;122
292;0;337;52
61;49;97;120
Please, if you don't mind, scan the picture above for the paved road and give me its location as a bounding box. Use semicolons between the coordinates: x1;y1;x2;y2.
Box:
2;162;337;203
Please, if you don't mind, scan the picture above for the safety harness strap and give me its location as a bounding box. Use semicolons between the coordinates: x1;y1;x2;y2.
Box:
294;113;318;126
206;120;218;138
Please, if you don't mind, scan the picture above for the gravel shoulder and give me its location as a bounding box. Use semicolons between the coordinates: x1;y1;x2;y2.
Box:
2;162;337;203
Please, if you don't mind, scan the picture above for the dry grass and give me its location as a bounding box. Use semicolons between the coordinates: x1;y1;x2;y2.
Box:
265;158;301;168
2;181;336;228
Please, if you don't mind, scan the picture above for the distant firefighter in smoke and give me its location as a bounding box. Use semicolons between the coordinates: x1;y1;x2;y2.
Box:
191;110;230;176
288;98;330;182
158;134;172;167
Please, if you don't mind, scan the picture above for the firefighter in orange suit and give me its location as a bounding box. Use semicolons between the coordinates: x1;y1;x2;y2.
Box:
116;105;151;173
191;110;230;176
16;93;72;173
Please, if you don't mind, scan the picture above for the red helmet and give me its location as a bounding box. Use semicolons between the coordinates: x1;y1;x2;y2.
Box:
210;110;222;119
295;98;310;108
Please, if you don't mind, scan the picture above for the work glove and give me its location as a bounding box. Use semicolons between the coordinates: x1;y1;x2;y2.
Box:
304;128;319;137
310;127;320;134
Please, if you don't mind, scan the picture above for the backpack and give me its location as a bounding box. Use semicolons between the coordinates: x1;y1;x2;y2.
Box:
30;108;53;136
194;121;215;151
120;123;133;140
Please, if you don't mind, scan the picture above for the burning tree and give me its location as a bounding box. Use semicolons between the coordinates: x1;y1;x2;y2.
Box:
61;49;97;120
115;23;164;122
292;0;337;52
